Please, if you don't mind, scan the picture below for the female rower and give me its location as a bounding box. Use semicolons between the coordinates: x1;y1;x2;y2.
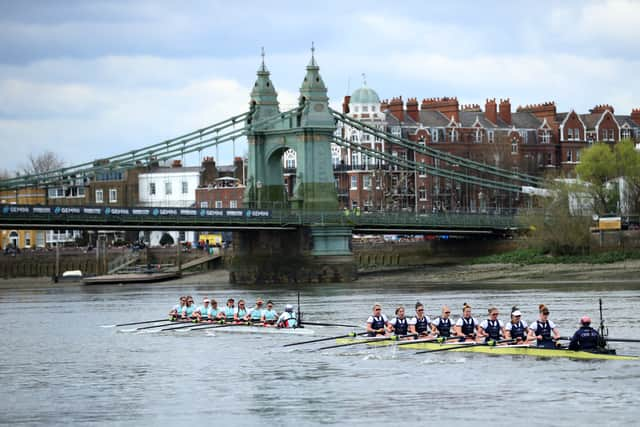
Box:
169;296;186;320
387;306;410;338
454;303;478;342
528;304;560;348
366;303;389;336
478;306;506;343
193;298;211;322
222;298;236;322
504;307;529;343
182;296;196;320
408;302;432;338
246;298;265;322
209;299;222;320
261;300;278;325
234;299;248;321
431;306;452;339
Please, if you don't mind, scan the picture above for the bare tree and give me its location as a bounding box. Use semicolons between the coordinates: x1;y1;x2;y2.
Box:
0;169;11;180
22;151;65;175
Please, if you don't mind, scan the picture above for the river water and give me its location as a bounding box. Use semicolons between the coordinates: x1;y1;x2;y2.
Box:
1;278;640;426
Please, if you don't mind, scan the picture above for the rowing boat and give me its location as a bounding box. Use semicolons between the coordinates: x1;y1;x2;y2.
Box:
205;325;315;336
333;338;639;360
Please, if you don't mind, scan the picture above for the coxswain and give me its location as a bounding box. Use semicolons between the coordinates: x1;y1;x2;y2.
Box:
478;306;506;343
408;302;432;338
222;298;236;322
454;303;478;342
366;303;389;336
181;296;196;320
387;306;410;338
192;298;211;322
431;306;452;339
169;296;186;320
528;304;560;348
246;298;265;322
234;299;248;321
504;307;529;343
569;316;603;351
261;300;278;325
276;304;298;328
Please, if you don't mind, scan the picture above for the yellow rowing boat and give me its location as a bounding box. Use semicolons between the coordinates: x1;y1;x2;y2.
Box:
334;338;640;360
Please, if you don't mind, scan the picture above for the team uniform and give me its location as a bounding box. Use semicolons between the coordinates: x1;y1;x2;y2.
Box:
262;309;278;324
505;319;529;341
455;316;478;341
247;306;264;322
194;305;209;320
479;319;504;342
235;307;248;320
409;315;431;336
569;326;601;351
222;305;236;321
182;304;196;319
530;319;557;349
208;306;221;320
388;317;409;336
432;317;452;338
366;314;388;336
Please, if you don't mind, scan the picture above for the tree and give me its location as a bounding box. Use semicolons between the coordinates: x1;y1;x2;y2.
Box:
22;151;65;175
575;143;617;214
159;233;175;246
614;139;640;213
0;169;11;180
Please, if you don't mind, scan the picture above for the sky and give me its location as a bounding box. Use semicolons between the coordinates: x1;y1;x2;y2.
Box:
0;0;639;173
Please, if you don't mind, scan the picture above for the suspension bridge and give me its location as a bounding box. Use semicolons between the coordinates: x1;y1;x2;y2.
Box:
0;49;541;284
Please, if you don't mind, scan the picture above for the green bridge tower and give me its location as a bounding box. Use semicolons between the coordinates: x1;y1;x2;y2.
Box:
231;48;355;284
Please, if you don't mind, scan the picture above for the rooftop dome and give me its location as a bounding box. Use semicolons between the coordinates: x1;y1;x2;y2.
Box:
350;85;380;105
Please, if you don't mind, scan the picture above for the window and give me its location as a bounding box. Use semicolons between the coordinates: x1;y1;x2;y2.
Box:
350;175;358;189
165;182;172;195
95;189;104;203
25;232;31;247
574;128;581;140
36;231;45;248
418;135;426;145
363;175;371;190
622;128;631;140
109;188;117;203
546;153;553;165
449;129;458;142
149;182;156;196
362;106;368;112
576;149;581;162
431;128;439;142
418;187;427;201
474;129;483;143
567;150;573;162
541;130;551;144
229;200;237;209
487;130;494;144
351;151;360;167
371;106;377;112
182;181;188;194
392;126;401;137
511;138;518;154
567;128;573;140
200;201;208;208
419;159;426;177
354;106;359;112
48;188;64;198
215;200;223;208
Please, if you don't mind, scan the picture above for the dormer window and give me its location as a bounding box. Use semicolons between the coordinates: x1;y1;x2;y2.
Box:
541;130;551;144
449;129;458;142
474;129;483;143
622;128;631;140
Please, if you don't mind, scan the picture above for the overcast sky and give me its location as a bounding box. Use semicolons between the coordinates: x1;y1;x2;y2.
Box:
1;0;638;172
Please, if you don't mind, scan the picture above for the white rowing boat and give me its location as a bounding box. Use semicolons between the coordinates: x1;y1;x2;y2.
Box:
205;326;315;336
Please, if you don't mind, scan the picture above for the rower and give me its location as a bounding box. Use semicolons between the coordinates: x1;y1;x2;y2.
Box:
222;298;236;322
431;306;452;339
569;316;603;351
366;303;389;336
276;304;298;328
408;302;432;338
209;299;222;320
528;304;560;349
478;306;506;343
169;296;186;320
504;307;529;343
192;298;211;322
234;299;248;321
261;300;278;325
387;306;410;338
182;296;196;320
454;303;478;342
246;298;265;322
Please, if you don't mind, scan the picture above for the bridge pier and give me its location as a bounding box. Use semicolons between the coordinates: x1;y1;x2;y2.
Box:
229;226;356;285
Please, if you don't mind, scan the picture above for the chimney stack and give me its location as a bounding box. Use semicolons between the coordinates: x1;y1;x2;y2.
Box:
342;95;351;114
200;157;217;187
406;98;419;122
631;108;640;125
389;97;404;121
485;98;497;124
499;98;511;125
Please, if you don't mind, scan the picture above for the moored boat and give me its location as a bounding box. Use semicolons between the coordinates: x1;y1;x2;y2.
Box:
333;338;639;360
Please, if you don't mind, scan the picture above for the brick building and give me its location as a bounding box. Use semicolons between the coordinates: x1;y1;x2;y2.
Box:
195;156;245;209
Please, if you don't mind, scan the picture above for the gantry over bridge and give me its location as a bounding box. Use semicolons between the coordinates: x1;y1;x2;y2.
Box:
0;48;539;284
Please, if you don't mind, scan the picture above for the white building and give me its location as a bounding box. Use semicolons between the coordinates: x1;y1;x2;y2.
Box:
138;165;200;246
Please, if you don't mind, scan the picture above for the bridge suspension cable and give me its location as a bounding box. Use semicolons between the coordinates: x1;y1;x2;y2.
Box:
331;109;542;187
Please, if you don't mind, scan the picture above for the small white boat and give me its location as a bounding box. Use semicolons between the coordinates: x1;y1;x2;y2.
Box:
205;326;315;336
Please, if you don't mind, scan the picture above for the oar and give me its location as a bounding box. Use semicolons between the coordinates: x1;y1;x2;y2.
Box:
300;321;363;328
186;321;253;331
316;333;418;351
394;336;450;347
160;320;223;331
133;320;188;331
557;336;640;344
284;331;369;347
101;318;171;328
415;338;515;354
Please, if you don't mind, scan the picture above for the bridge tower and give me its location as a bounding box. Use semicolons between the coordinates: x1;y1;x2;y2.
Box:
231;49;354;285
